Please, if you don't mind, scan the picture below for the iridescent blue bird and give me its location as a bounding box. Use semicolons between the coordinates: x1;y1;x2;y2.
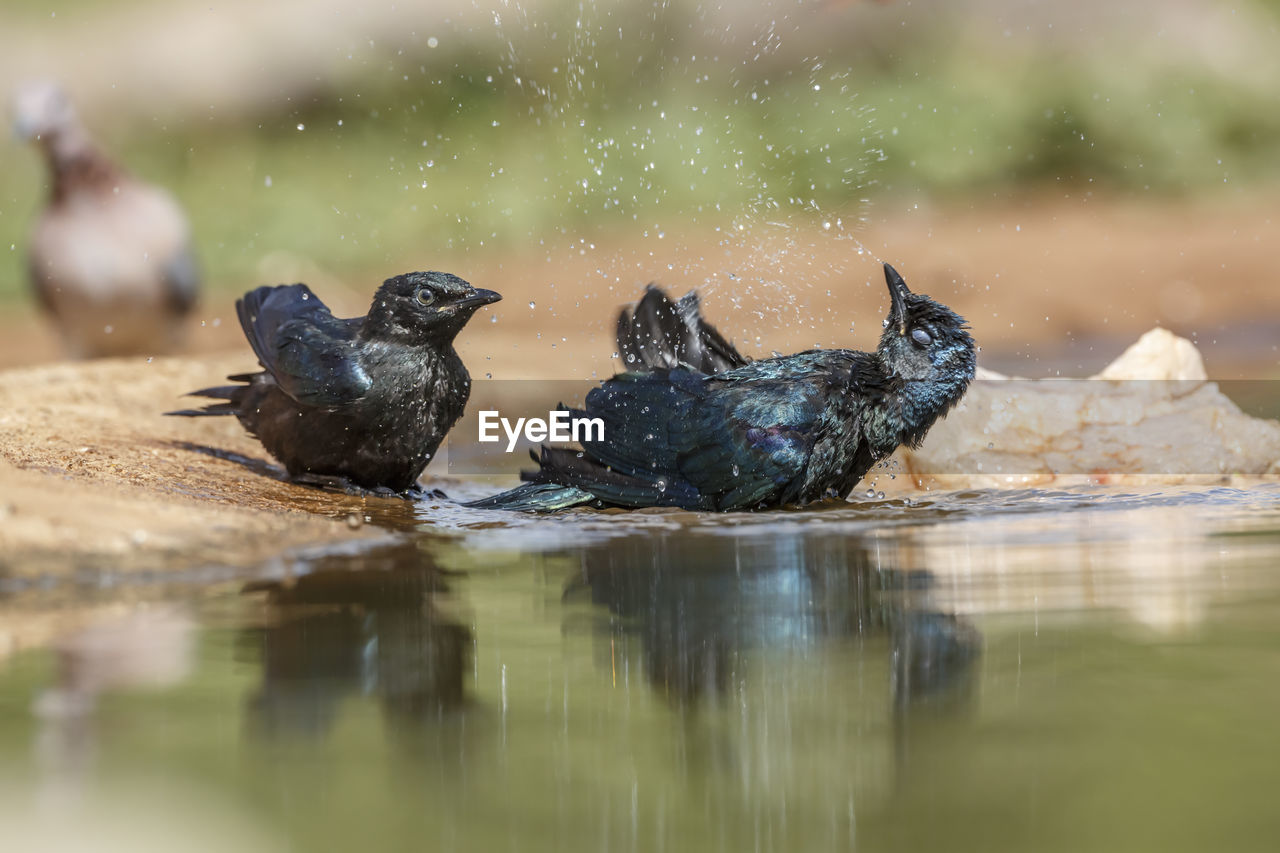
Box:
467;263;975;512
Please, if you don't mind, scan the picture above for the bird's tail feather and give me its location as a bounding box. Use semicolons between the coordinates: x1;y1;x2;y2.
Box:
165;383;245;417
463;482;597;513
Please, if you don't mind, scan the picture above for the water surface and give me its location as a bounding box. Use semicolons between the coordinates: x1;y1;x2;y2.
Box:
2;485;1279;852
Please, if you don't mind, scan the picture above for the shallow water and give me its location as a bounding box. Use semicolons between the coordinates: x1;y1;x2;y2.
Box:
2;484;1279;852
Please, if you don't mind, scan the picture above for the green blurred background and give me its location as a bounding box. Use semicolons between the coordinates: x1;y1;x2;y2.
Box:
3;0;1279;373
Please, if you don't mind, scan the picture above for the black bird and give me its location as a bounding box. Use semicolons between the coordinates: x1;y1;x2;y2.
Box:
467;263;974;512
170;271;500;494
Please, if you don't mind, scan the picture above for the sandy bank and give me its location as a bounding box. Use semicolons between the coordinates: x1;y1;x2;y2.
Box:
0;355;396;579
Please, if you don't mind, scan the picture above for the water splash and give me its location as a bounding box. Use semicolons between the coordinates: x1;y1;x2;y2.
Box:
477;0;884;338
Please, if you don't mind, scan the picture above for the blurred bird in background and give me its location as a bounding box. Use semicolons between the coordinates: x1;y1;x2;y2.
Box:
13;80;199;358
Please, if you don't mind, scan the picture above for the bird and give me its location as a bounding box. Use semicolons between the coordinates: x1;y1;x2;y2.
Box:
169;271;501;495
13;80;200;358
466;263;975;512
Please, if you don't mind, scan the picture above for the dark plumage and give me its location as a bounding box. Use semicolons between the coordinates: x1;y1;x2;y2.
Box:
170;271;500;494
616;285;750;374
14;80;199;358
467;263;975;512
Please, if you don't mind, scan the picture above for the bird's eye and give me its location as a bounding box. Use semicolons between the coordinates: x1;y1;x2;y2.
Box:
910;328;932;347
415;288;435;306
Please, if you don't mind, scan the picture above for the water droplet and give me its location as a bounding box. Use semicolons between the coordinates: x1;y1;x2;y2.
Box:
296;123;305;131
528;300;536;309
427;36;439;48
865;488;875;498
264;175;272;188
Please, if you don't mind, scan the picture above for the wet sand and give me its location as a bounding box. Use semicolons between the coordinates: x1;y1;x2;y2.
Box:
0;355;394;580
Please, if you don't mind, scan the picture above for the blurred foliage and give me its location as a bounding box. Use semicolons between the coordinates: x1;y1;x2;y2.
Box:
3;0;1280;299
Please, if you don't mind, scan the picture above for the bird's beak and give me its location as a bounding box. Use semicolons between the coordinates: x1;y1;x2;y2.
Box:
455;288;502;310
884;263;911;336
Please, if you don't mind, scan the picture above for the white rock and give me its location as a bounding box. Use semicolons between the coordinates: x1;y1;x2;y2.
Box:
888;328;1280;491
1094;327;1207;381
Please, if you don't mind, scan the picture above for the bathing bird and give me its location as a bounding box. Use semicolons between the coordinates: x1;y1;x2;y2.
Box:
13;80;199;357
466;263;974;512
170;271;501;494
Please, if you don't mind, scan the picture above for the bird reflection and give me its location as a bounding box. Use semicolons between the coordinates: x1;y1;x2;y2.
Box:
891;612;980;709
238;542;471;738
564;530;980;711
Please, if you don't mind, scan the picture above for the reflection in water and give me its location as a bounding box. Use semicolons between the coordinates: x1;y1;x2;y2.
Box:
6;489;1280;851
238;542;471;737
891;612;980;710
30;607;196;812
564;531;981;712
560;528;983;838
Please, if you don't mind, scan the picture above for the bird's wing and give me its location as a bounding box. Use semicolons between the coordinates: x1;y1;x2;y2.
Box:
616;285;750;374
235;284;371;407
543;362;836;509
160;244;200;316
678;372;830;508
125;185;200;316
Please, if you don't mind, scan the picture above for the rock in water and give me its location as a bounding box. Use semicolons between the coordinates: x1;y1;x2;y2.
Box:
1096;328;1207;382
896;327;1280;489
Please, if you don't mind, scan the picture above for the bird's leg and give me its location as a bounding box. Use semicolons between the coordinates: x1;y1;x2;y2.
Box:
289;472;446;501
289;471;384;497
403;483;448;501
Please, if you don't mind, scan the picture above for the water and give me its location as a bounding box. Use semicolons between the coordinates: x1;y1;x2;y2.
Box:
2;485;1279;851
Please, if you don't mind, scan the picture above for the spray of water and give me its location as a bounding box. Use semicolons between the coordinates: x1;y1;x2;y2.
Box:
476;0;886;346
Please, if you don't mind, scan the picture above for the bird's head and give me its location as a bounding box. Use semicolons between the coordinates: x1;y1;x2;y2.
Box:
364;271;501;345
12;80;79;144
876;263;976;387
